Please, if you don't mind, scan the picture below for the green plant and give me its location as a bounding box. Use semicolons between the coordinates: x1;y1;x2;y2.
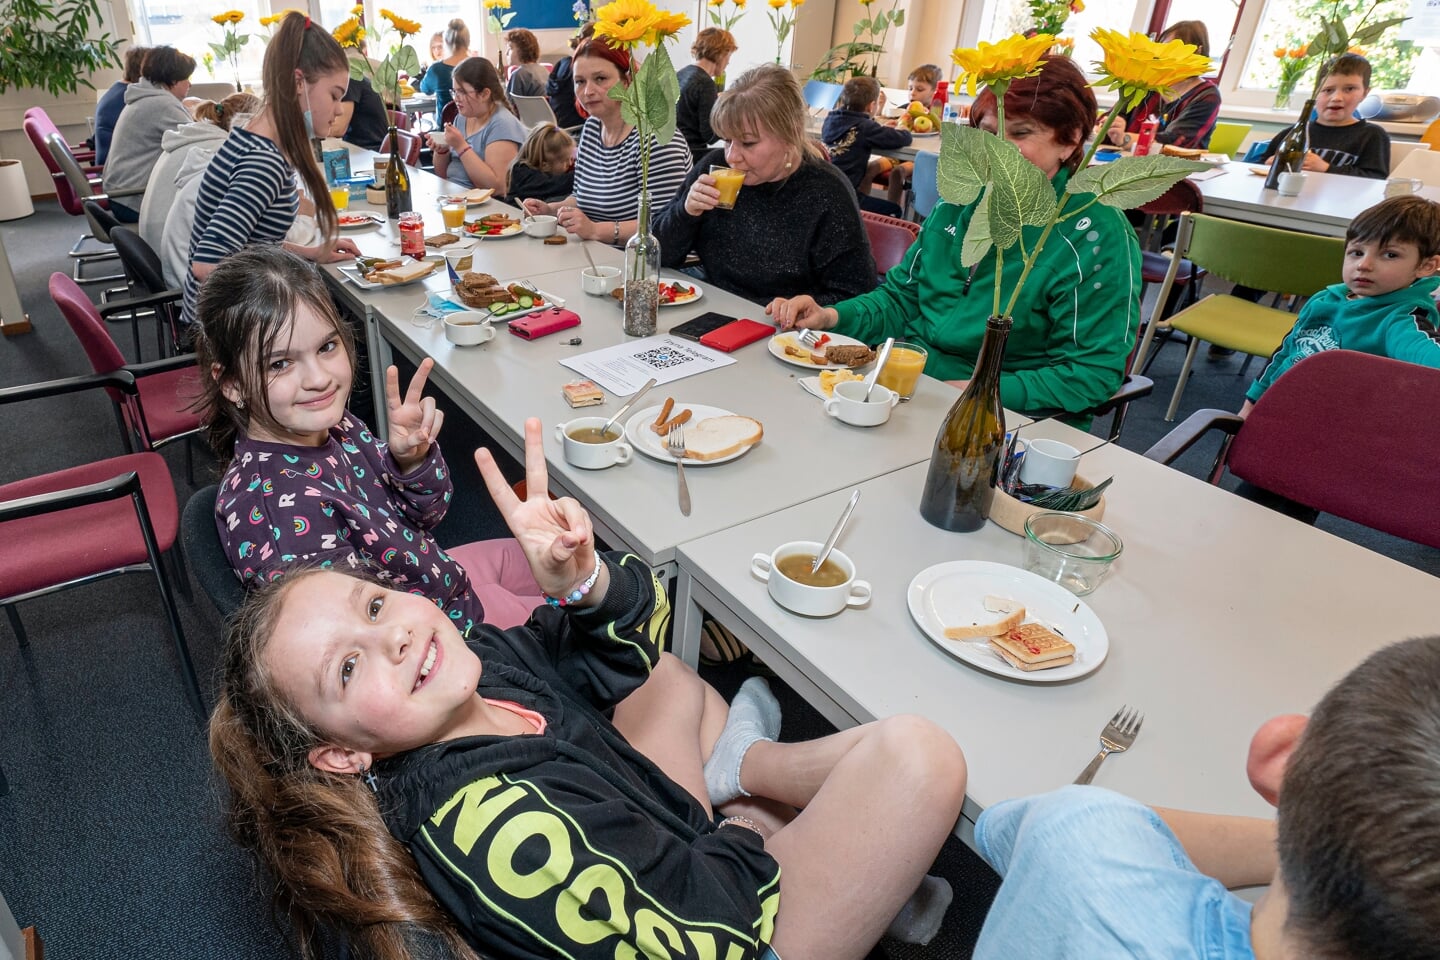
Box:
209;11;251;92
707;0;748;32
809;41;885;82
1299;0;1409;94
0;0;119;96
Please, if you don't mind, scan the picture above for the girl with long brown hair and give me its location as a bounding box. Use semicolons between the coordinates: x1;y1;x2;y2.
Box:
180;10;359;327
429;56;526;193
211;417;969;960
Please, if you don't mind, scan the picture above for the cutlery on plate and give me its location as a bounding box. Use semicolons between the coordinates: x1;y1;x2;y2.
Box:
1074;705;1143;785
812;489;861;575
665;425;691;516
864;337;895;401
599;377;657;437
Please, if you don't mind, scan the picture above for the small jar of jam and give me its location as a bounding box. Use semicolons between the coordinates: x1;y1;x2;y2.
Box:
399;212;425;259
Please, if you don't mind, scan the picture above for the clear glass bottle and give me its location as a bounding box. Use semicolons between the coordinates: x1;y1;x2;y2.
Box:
919;316;1011;532
1263;99;1315;191
623;192;660;337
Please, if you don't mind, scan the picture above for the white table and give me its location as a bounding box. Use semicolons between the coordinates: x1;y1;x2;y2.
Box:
1192;162;1440;237
673;442;1439;843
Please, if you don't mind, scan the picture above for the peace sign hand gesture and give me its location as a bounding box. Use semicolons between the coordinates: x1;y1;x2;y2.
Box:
474;418;607;605
386;359;445;474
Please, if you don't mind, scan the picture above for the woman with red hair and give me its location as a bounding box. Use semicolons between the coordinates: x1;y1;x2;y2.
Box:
520;37;692;245
769;56;1142;418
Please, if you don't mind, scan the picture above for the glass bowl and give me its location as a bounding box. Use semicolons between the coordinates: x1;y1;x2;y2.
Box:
1022;512;1123;596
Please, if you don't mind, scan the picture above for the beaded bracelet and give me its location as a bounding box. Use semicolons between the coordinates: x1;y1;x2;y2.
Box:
543;559;602;607
719;815;763;836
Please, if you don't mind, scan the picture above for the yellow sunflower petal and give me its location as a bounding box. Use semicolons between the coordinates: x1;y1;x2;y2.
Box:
1091;28;1211;105
950;34;1054;97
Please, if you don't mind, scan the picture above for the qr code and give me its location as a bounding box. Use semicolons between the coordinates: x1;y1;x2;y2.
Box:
633;347;688;370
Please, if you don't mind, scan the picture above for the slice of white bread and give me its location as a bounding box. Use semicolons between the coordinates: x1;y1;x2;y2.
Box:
944;598;1026;640
988;623;1076;671
372;258;437;284
684;416;763;461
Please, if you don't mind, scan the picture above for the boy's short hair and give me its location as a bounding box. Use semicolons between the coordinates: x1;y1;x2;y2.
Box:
1346;196;1440;258
1318;52;1372;89
837;76;881;112
908;64;942;87
1277;635;1440;960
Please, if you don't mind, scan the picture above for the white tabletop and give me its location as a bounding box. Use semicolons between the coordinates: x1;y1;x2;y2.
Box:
1192;162;1440;237
674;445;1439;835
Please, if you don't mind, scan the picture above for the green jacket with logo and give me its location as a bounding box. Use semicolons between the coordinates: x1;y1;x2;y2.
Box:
376;553;782;960
833;168;1142;416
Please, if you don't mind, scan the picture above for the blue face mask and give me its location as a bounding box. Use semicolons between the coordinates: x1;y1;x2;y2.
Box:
302;85;317;139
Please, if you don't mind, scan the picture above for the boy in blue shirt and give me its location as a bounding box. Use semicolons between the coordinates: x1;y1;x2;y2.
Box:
1241;194;1440;416
971;634;1440;959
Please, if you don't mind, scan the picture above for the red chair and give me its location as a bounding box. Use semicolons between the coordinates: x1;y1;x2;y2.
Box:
23;110;119;283
439;100;459;128
49;273;203;482
387;109;412;131
860;210;919;279
0;371;204;721
379;127;423;166
1144;350;1440;548
23;106;94;165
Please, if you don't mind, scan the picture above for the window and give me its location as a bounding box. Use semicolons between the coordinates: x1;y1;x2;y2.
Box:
1236;0;1421;92
128;0;269;89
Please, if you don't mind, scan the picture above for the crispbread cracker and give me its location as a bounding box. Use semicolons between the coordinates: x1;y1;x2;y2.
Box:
989;622;1076;670
988;643;1076;672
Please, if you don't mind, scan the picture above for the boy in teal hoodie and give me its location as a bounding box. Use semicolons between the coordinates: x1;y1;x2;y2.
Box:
1242;194;1440;415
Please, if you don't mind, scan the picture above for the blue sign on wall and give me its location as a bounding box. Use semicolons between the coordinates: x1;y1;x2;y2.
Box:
508;0;583;30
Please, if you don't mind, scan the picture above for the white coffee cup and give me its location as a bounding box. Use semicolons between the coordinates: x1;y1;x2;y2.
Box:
823;379;898;426
751;541;872;617
523;214;558;237
555;417;632;469
444;248;475;279
580;266;621;296
1277;171;1307;197
1385;176;1424;198
443;311;495;346
1018;438;1080;488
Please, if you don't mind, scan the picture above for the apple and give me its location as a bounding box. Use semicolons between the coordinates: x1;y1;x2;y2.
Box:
907;101;928;118
913;114;934;133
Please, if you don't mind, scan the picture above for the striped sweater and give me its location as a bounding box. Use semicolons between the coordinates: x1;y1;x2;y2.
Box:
572;117;692;226
182;127;299;325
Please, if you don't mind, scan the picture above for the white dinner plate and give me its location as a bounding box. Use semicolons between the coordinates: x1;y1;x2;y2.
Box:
440;188;494;207
796;373;867;401
624;403;756;466
450;284;562;321
908;130;940;138
337;255;444;290
768;331;874;370
659;278;704;307
337;212;382;229
907;560;1110;683
465;220;524;239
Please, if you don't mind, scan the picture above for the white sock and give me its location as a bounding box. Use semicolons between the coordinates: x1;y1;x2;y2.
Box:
703;677;781;806
884;875;953;945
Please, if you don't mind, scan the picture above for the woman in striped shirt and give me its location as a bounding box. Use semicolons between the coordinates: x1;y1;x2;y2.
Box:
181;12;360;326
520;37;692;246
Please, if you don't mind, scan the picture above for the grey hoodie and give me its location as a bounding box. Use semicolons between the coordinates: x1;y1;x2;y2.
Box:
104;79;194;200
138;121;228;250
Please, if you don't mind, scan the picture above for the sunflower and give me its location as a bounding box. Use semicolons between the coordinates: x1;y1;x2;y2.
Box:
860;0;875;5
790;0;805;6
483;0;511;7
709;0;724;6
333;16;365;48
381;9;423;35
1091;28;1211;108
351;4;363;14
733;0;747;6
644;9;692;44
950;34;1054;96
768;0;784;8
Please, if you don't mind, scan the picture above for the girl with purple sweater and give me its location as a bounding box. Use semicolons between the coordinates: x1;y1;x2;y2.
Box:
194;246;543;632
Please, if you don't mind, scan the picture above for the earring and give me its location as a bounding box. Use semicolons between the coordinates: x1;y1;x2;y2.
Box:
359;762;379;793
234;399;245;409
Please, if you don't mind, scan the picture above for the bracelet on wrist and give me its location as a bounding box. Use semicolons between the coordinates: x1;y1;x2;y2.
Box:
719;815;763;836
611;220;620;244
543;558;602;607
457;145;472;159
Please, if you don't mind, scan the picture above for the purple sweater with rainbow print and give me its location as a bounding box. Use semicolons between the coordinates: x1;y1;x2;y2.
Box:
214;413;483;634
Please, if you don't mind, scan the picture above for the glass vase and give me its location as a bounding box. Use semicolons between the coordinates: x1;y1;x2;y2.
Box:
623;192;660;337
1273;87;1294;111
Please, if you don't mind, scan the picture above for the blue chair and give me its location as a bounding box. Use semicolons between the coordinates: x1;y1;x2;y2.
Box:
802;80;842;113
911;150;940;220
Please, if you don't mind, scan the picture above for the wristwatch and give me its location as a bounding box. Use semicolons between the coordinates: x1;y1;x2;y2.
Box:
612;221;620;244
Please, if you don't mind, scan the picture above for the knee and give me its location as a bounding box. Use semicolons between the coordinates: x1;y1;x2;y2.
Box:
873;715;968;802
649;652;706;700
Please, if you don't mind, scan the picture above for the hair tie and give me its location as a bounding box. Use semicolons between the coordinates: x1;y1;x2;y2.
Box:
304;15;311;29
215;103;225;118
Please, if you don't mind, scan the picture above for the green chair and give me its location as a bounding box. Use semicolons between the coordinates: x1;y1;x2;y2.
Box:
1133;212;1344;421
1206;121;1251;158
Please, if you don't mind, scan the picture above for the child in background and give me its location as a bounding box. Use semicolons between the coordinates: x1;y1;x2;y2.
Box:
1257;53;1390;178
969;634;1440;960
822;76;912;217
1240;194;1440;415
209;417;970;960
876;64;943;209
194;246;545;632
505;122;576;202
905;63;943;110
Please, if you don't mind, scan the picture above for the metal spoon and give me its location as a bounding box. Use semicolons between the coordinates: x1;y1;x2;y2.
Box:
864;337;895;401
813;489;861;575
600;377;658;437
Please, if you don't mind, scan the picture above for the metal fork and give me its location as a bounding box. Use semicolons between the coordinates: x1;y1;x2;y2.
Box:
665;425;691;516
1074;705;1144;785
797;329;823;347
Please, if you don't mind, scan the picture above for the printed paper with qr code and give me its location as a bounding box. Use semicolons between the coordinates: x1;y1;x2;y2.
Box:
559;335;735;395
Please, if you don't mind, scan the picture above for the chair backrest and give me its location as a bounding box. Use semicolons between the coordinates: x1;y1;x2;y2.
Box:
183;484;248;620
1178;212;1342;297
1389;140;1432;175
388;109;411;131
49;272;129;403
1137;177;1203;217
1390;147;1440;184
1422;117;1440;151
189;81;240;102
47;133;103;214
1228;350;1440;548
911;149;940;220
861;210;919;278
511;94;558;129
1206;121;1251;157
110;225;170;295
24;115;86;215
82;198;121;245
440;100;460;128
801;80;842;113
379;128;423;167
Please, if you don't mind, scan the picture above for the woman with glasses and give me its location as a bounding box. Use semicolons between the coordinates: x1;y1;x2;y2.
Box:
429;56;526;194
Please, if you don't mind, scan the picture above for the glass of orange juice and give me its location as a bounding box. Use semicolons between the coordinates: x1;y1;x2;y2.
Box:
329;185;351;212
441;200;467;231
709;165;745;209
876;341;927;401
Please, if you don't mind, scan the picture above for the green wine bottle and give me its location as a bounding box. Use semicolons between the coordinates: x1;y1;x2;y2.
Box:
384;126;412;220
1263;98;1315;191
919;316;1011;532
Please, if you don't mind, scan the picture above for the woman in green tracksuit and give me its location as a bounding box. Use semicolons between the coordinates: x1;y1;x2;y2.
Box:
769;56;1142;418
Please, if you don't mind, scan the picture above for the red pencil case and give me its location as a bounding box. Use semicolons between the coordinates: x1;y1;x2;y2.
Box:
699;318;775;353
509;307;581;340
